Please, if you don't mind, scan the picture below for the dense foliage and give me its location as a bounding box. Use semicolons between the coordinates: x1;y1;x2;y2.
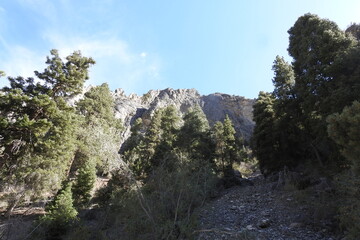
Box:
252;14;360;238
0;50;95;215
105;106;247;239
0;49;250;239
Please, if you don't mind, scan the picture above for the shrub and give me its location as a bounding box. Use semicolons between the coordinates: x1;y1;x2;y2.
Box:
72;160;96;207
40;181;78;239
109;151;217;239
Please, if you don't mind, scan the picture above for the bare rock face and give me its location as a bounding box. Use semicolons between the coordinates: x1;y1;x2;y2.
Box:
113;88;255;145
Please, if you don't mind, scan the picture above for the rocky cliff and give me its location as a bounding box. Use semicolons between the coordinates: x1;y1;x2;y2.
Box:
113;88;255;145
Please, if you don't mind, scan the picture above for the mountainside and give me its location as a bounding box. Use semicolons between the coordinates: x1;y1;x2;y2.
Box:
113;88;255;145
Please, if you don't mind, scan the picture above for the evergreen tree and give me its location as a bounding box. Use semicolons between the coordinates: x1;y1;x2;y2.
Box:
327;101;360;239
177;106;212;162
43;181;78;238
288;13;353;115
0;50;94;214
272;56;295;101
252;92;279;174
212;115;239;174
75;83;123;175
72;160;96;207
346;23;360;41
287;14;354;167
327;101;360;174
271;56;307;170
151;106;181;170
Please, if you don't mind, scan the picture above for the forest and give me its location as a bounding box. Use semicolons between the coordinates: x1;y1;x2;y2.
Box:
0;13;360;240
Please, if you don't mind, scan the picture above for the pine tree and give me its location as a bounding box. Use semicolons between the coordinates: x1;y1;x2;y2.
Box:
327;101;360;174
271;56;306;170
75;83;123;175
72;160;96;207
287;14;355;168
177;106;212;162
43;181;78;238
212;115;239;174
327;101;360;239
252;92;279;174
0;49;94;214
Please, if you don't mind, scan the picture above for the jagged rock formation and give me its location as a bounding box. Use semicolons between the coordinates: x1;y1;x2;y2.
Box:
113;88;255;145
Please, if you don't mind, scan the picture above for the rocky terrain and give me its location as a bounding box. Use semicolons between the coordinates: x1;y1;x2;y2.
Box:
196;173;338;240
112;88;255;145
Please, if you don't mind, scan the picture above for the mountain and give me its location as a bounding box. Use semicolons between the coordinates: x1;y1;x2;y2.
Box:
113;88;255;145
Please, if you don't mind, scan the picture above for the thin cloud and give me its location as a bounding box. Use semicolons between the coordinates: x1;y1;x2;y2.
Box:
43;32;164;94
0;45;44;80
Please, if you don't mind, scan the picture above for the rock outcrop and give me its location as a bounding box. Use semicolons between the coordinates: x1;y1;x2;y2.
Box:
113;88;255;145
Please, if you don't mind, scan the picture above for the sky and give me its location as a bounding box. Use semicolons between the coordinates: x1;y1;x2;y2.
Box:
1;0;360;98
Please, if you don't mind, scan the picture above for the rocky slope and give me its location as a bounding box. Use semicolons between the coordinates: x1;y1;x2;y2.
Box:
112;88;255;145
197;174;337;240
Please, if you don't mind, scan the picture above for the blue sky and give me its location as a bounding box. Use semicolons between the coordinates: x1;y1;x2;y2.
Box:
1;0;359;98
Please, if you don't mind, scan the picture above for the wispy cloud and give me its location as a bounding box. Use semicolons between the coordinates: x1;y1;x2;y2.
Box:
1;1;165;94
43;32;163;93
0;42;44;79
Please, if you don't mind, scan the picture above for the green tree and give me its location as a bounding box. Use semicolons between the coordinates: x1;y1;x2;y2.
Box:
271;56;307;170
284;13;355;170
34;49;95;99
327;101;360;174
252;92;279;174
151;106;181;171
346;23;360;41
272;56;295;101
177;106;213;162
212;115;239;174
0;49;94;214
75;83;123;175
327;101;360;239
72;160;96;207
42;181;78;238
288;13;353;115
129;109;163;178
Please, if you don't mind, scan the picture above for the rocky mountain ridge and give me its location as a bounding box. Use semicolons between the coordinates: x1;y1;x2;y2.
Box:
112;88;255;144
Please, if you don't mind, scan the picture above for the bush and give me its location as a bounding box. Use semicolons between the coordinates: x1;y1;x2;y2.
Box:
336;172;360;239
40;181;78;239
72;160;96;207
109;151;217;239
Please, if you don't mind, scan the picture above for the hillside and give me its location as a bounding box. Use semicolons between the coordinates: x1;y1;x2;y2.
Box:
113;88;255;146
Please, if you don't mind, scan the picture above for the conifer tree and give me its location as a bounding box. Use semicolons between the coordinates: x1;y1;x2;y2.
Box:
75;83;122;175
252;92;279;174
0;49;94;213
43;181;78;238
327;101;360;174
287;14;355;168
177;106;212;162
72;160;96;207
212;115;239;174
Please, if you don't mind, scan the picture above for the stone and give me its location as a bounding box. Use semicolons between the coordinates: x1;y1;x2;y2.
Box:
230;205;238;210
258;219;271;228
289;222;303;228
112;88;255;151
246;224;255;230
